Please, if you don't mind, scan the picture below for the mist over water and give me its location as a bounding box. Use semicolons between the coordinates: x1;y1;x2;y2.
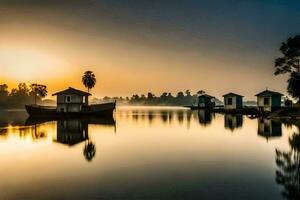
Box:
0;106;297;200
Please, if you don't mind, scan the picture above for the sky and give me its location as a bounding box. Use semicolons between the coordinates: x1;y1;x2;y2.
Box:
0;0;300;100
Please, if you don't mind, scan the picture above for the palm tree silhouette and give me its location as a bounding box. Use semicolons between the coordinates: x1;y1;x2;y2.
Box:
83;141;96;162
82;71;96;93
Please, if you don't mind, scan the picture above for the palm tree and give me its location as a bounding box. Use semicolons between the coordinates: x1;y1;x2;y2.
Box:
82;71;96;93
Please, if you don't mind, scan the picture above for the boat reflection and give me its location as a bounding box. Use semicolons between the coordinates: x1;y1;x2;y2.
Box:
0;116;115;162
257;118;282;140
55;119;98;162
224;114;243;131
55;119;89;146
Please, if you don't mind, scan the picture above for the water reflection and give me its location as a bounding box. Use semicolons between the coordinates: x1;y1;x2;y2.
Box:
0;116;115;162
83;141;96;162
119;108;215;127
55;119;89;146
275;123;300;199
55;119;99;162
0;123;49;140
0;110;28;127
258;118;282;140
224;114;243;131
0;107;299;199
198;110;214;126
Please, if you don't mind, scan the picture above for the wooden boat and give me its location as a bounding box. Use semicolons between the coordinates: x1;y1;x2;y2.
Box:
25;102;116;118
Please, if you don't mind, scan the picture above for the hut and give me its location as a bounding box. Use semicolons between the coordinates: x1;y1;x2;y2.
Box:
223;93;244;110
52;87;91;113
198;94;215;108
255;90;283;112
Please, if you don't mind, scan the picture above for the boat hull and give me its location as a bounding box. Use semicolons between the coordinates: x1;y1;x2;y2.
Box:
25;102;116;118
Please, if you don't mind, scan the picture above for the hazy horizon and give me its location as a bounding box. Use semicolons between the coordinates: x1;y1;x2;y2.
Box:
1;0;299;100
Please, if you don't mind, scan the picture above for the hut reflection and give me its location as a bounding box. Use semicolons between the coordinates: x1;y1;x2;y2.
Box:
198;110;213;126
55;119;97;162
257;118;282;140
55;119;89;146
224;114;243;131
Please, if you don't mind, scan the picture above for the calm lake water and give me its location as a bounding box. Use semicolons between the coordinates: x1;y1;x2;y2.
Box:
0;106;299;200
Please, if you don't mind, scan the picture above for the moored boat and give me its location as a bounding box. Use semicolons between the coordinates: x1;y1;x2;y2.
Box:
25;87;116;117
25;102;116;118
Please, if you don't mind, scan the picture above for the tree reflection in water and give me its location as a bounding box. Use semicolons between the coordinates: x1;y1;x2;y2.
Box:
276;124;300;200
84;140;96;162
0;124;47;140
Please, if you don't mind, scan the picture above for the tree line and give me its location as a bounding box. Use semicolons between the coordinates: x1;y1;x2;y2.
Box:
0;83;47;109
97;90;214;106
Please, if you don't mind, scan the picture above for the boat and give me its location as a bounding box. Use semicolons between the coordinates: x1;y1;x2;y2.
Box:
25;102;116;118
25;87;116;118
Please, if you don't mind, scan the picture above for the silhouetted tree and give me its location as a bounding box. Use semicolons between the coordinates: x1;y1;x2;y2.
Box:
0;84;8;96
10;83;30;97
140;94;146;100
167;93;174;102
0;84;9;107
185;90;191;96
147;92;155;99
102;90;211;106
30;84;48;105
9;83;32;108
176;92;184;99
197;90;206;95
160;92;168;98
287;72;300;104
82;71;96;93
275;34;300;104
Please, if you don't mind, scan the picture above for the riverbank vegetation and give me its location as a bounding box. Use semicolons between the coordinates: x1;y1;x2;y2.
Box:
0;83;47;109
94;90;224;106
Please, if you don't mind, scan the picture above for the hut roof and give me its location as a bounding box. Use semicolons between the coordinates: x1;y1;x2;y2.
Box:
223;92;244;98
198;94;215;99
52;87;91;96
255;90;283;97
